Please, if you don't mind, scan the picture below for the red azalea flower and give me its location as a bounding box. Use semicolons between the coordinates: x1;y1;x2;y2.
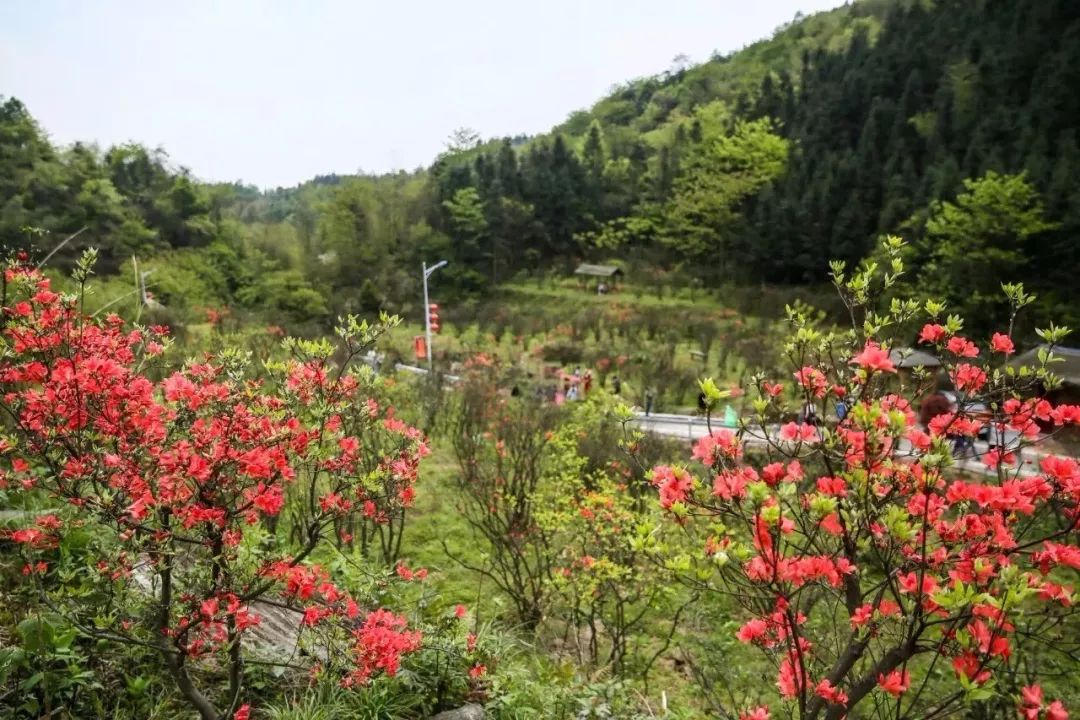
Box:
990;332;1015;354
877;669;910;696
919;323;948;344
850;341;896;373
946;336;979;357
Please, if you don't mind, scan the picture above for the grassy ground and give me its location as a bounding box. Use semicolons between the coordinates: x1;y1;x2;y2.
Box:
396;443;503;616
496;280;727;311
394;438;727;718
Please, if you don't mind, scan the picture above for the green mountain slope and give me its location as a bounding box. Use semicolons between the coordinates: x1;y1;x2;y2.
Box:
3;0;1079;335
425;0;1080;331
554;0;892;142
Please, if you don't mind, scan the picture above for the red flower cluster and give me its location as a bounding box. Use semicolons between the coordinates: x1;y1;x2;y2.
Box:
877;669;910;696
794;367;828;397
650;465;693;509
344;609;423;686
649;319;1080;719
692;429;742;464
1020;685;1069;720
850;340;896;373
0;264;432;713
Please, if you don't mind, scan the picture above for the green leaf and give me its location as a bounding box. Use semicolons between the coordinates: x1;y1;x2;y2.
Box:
22;671;45;690
17;617;55;653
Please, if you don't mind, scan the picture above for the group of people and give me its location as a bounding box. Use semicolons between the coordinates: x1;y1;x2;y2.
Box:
509;365;623;405
794;388;972;455
556;367;594;404
794;388;989;459
919;389;990;457
798;398;849;426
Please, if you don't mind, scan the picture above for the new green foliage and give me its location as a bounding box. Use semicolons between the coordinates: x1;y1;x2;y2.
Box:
4;0;1080;336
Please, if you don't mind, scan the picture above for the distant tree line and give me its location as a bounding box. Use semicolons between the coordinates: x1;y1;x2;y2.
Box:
2;0;1078;335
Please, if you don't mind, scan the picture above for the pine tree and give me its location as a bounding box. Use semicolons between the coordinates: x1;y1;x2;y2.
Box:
581;122;607;215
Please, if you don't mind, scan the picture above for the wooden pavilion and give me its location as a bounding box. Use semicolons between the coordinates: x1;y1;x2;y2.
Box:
573;263;624;293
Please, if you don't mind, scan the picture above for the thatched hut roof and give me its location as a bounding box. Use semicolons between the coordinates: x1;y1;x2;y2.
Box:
574;264;623;278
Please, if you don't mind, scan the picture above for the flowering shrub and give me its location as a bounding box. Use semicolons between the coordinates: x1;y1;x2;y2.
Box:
449;358;563;629
1;255;430;719
540;463;677;676
448;368;678;680
646;239;1080;719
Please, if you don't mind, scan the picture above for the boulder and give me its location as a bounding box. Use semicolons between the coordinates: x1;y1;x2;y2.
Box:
429;704;485;720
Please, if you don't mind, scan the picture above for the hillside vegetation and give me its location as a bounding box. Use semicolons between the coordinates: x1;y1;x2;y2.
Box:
2;0;1078;338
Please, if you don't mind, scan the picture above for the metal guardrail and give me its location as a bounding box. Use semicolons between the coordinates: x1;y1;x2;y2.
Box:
630;412;1045;478
631;412;744;443
361;355;461;383
377;361;1055;479
393;362;460;383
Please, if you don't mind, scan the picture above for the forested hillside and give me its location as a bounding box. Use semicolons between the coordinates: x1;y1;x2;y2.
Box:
3;0;1078;333
425;0;1079;330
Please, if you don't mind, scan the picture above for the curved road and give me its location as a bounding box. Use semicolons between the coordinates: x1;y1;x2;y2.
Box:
382;361;1051;478
631;412;1044;478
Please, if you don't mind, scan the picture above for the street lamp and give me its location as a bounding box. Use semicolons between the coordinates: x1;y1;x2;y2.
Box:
139;270;155;306
422;260;448;372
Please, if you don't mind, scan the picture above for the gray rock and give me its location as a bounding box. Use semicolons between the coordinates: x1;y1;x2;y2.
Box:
429;704;485;720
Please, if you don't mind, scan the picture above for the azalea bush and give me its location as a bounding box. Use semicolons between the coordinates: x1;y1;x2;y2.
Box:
0;253;445;719
277;358;425;567
529;396;692;682
448;365;686;687
540;466;680;677
448;356;563;630
645;238;1080;719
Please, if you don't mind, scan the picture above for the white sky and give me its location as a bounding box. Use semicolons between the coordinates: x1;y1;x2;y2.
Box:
0;0;847;188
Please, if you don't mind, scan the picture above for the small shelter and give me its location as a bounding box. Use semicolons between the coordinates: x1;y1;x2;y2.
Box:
888;348;941;370
573;263;623;293
889;347;944;390
1009;345;1080;404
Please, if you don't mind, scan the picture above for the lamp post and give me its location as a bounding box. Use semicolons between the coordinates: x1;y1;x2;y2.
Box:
422;260;448;372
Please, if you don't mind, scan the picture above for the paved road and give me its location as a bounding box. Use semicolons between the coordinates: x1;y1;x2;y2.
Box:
383;362;1050;477
630;412;1045;477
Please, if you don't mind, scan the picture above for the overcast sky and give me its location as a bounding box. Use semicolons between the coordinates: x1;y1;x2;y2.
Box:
0;0;847;188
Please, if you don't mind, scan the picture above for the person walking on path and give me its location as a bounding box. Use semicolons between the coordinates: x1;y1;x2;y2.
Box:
645;387;656;416
919;390;972;457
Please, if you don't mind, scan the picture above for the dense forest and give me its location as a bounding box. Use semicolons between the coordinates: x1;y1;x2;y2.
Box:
3;0;1079;333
